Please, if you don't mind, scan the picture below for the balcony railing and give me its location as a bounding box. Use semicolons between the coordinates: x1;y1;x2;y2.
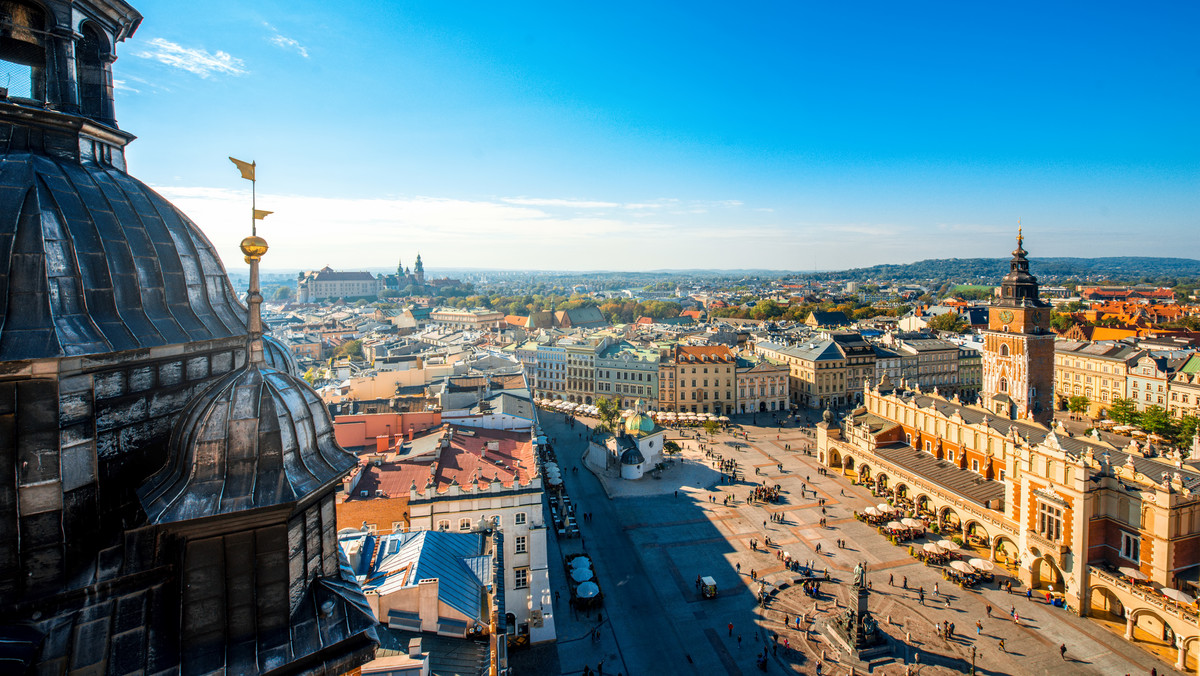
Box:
1024;529;1069;557
1088;565;1199;624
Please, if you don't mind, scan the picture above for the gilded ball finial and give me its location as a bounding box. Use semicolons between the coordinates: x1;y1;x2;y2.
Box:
240;235;268;260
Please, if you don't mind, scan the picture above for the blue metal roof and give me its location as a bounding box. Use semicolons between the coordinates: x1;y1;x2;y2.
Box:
344;530;491;625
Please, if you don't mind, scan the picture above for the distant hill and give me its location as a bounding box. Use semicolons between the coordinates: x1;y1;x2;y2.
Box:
810;257;1200;284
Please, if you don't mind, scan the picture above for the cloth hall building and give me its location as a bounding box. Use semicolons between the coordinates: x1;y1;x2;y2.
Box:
818;234;1200;672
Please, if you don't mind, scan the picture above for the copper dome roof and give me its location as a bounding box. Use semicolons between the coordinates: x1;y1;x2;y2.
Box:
0;154;248;360
139;363;357;524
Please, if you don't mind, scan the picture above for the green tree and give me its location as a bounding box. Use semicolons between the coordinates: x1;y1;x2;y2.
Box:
1175;415;1199;451
1108;398;1139;426
663;440;682;457
1140;405;1173;436
703;419;720;436
334;339;364;360
1050;312;1074;332
927;312;968;333
1067;395;1090;420
595;397;621;434
273;285;294;301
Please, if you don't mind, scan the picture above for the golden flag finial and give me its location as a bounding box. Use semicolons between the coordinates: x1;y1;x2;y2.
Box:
229;157;255;181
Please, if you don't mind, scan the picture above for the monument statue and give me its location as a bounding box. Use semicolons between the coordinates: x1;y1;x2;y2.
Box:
853;561;866;588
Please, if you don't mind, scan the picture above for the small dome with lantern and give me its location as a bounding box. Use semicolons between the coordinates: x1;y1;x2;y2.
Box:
623;399;660;436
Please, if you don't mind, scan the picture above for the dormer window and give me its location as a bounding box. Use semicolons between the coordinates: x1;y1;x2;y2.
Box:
0;1;48;101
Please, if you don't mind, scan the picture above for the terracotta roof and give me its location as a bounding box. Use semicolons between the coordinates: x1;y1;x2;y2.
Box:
349;425;536;499
677;344;734;363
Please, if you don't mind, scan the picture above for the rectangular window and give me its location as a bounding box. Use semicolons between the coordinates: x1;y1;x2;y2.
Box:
437;520;450;531
515;512;526;525
515;567;529;589
515;535;527;554
1120;532;1140;563
459;518;472;531
1037;502;1062;542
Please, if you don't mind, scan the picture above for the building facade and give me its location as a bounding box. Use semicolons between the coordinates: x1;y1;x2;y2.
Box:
596;341;661;408
298;266;382;302
736;354;790;413
672;345;736;414
980;232;1055;423
1053;341;1141;417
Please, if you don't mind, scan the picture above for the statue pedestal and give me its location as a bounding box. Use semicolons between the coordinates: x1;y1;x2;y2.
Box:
818;584;892;666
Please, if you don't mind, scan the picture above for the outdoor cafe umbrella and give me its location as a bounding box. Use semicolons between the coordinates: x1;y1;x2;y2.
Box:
571;567;594;583
876;503;891;513
902;518;924;529
968;558;995;572
570;556;592;570
576;581;600;598
547;476;562;486
950;560;974;574
923;542;944;554
886;521;905;530
864;507;879;517
1120;566;1150;581
1162;588;1196;605
937;540;960;552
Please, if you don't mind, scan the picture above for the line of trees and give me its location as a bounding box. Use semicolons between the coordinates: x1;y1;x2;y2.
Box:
1103;397;1198;452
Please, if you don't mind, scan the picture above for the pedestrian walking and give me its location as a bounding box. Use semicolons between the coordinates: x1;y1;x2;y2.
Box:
986;603;992;618
1060;644;1067;660
976;620;982;636
729;622;734;636
889;573;894;586
934;583;939;598
998;638;1006;653
737;634;742;649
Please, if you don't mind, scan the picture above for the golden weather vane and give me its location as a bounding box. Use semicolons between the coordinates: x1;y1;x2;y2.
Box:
229;157;272;236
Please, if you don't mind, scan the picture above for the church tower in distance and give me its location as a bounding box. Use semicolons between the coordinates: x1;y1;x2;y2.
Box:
981;229;1055;424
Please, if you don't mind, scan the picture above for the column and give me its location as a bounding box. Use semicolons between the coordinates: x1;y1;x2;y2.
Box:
1125;616;1134;641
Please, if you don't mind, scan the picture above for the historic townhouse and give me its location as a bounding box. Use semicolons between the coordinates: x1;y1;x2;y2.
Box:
817;235;1200;672
1054;341;1142;418
596;341;662;408
736;353;791;414
1129;351;1193;412
672;345;736;415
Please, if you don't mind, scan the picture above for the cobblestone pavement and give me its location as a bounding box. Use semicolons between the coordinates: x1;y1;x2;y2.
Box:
537;410;1183;676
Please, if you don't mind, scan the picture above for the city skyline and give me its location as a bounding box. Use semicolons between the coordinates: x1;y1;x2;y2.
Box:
121;1;1198;271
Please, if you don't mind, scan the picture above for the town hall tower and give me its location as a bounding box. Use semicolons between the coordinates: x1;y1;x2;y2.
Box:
981;229;1055;423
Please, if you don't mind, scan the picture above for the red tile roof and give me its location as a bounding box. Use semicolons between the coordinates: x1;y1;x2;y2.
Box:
347;425;537;500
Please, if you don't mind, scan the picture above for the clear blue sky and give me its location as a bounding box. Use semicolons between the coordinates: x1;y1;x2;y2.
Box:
118;1;1199;272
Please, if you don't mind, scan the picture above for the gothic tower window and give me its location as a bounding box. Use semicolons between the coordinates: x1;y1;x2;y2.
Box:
0;1;48;100
77;23;109;120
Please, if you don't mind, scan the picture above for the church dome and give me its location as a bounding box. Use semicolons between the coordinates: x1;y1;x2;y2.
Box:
625;411;656;435
0;154;248;360
620;447;645;465
139;363;357;524
263;334;300;377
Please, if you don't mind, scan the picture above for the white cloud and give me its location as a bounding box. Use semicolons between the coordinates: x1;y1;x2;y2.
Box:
502;197;619;209
133;38;246;78
264;24;309;58
113;79;139;93
148;187;803;271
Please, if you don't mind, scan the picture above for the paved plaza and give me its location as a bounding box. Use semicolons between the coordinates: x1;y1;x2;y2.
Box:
533;410;1185;676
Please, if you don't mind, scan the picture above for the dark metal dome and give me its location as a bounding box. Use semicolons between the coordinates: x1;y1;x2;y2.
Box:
263;334;300;377
139;363;357;524
0;153;248;360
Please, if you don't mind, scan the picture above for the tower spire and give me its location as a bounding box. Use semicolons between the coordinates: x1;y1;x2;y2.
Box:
232;158;271;365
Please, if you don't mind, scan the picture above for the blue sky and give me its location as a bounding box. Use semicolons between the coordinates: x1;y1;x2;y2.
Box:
118;1;1199;272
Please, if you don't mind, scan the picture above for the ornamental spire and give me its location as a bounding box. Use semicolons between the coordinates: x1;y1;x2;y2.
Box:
231;157;271;365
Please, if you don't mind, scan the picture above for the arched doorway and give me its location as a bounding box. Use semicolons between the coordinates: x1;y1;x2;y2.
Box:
759;401;767;412
585;396;592;404
826;448;841;468
964;521;990;552
859;464;872;482
876;473;889;493
1125;608;1176;658
1031;554;1064;590
938;506;960;533
1088;586;1124;621
916;494;931;516
991;535;1017;566
843;456;855;474
894;483;908;499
